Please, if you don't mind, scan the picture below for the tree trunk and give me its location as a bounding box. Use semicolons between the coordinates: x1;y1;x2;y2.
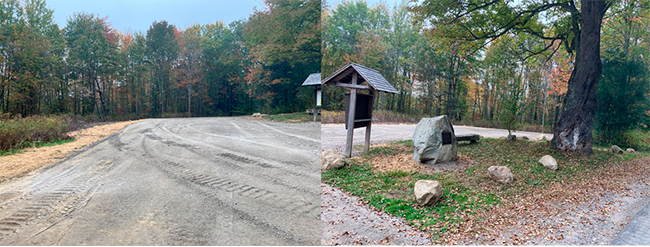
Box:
551;0;606;155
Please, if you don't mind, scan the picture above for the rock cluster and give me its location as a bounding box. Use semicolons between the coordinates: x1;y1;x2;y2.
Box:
414;180;443;206
252;113;269;118
322;150;345;170
488;166;513;184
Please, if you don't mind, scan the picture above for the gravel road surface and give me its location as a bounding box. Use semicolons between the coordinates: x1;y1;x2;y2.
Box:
0;117;320;245
321;124;553;152
611;196;650;245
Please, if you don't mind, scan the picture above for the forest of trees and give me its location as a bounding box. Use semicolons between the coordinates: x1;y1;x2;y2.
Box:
322;0;650;150
0;0;321;119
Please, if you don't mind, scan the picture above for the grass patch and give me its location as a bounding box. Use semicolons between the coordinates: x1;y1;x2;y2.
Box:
267;112;320;123
322;138;648;243
0;139;76;156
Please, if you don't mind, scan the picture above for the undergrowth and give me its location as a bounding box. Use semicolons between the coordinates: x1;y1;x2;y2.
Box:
0;115;74;152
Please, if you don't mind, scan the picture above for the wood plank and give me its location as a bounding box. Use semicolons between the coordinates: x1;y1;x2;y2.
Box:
333;83;371;90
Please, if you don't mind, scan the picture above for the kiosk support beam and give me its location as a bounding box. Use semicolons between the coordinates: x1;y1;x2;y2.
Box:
345;73;358;158
365;89;373;152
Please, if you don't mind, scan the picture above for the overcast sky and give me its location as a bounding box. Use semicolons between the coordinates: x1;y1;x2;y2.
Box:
46;0;267;33
325;0;404;10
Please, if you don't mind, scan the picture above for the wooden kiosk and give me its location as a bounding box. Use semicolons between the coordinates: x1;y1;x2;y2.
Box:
322;63;398;158
301;73;322;122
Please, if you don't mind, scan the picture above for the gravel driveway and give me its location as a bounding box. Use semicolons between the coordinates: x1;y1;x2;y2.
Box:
0;117;320;245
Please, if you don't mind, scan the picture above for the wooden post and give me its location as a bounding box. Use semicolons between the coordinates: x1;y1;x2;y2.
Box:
345;73;358;158
313;87;318;122
365;89;374;152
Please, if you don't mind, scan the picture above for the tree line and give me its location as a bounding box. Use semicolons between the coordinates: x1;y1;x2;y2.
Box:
0;0;321;119
322;0;650;152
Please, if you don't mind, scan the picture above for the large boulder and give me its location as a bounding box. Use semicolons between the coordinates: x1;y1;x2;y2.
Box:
322;150;345;170
414;180;443;206
413;115;457;164
538;155;558;171
611;145;624;154
488;166;514;184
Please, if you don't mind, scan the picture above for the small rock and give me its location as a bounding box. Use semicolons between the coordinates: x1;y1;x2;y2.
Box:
488;166;513;184
626;148;636;154
507;135;516;141
521;136;529;140
611;145;624;154
538;155;558;170
537;135;547;141
414;180;443;206
322;150;345;170
252;112;261;117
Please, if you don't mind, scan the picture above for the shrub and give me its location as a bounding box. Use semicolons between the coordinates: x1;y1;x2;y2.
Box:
0;115;73;152
594;56;649;138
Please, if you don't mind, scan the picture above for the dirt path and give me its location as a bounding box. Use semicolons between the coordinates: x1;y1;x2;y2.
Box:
0;117;320;245
0;120;144;183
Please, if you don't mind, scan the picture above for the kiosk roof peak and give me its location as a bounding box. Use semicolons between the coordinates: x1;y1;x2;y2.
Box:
322;62;398;94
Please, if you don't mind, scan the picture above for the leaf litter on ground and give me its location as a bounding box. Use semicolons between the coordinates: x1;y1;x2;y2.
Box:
322;138;650;245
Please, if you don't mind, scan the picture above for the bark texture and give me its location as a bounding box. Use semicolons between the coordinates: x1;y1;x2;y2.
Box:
551;0;606;155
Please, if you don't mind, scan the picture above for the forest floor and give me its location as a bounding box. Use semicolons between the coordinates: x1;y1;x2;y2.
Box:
0;120;144;183
321;136;650;245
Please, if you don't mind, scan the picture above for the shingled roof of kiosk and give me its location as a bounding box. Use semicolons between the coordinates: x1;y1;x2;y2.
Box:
301;73;322;86
321;62;398;94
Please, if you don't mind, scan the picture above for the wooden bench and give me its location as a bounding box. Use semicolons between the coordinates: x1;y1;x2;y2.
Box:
456;134;480;143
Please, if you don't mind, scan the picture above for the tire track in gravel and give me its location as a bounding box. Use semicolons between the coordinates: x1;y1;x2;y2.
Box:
139;135;320;218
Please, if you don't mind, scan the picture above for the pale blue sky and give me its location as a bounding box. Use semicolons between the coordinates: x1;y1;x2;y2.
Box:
46;0;266;33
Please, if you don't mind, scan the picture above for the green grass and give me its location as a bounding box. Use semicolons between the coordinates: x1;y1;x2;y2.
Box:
0;138;76;156
322;138;647;241
267;112;320;123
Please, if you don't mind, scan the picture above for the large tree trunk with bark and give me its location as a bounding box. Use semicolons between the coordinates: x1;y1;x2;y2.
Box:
551;0;606;155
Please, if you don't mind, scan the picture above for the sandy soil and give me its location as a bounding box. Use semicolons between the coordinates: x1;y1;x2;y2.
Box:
0;120;144;183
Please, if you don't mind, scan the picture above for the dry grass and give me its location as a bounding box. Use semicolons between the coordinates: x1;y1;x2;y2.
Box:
0;119;145;183
356;143;479;174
